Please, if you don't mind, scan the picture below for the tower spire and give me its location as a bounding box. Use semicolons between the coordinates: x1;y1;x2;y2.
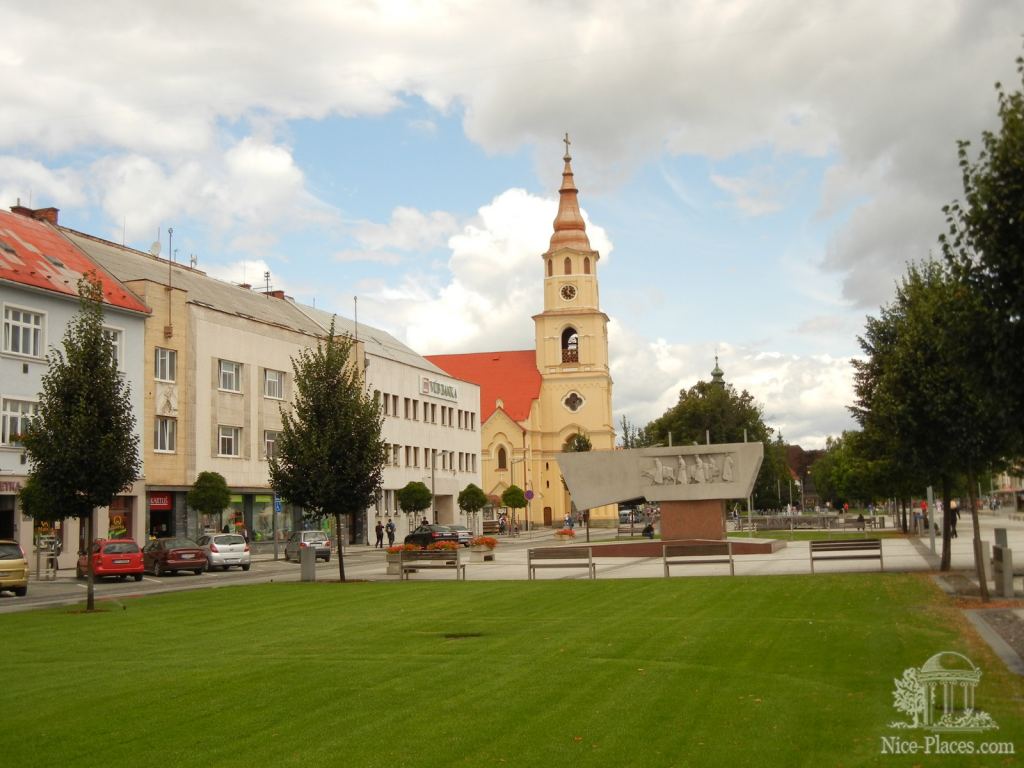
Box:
548;133;592;252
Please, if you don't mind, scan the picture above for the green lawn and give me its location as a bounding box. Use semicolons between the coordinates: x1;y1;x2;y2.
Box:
4;575;1021;767
727;530;908;541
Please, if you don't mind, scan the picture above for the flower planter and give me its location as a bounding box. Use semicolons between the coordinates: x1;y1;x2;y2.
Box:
385;552;402;575
554;533;575;542
470;545;495;563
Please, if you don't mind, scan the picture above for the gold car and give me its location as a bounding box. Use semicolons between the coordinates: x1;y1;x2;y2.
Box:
0;540;29;597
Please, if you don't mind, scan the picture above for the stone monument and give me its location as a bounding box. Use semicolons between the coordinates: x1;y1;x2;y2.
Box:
557;443;763;540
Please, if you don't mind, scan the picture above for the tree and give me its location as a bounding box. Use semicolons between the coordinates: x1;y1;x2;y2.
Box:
852;260;1009;593
457;483;487;532
187;472;230;534
644;378;782;508
501;484;527;534
269;321;387;582
19;273;141;611
397;481;433;525
563;431;592;452
942;54;1024;456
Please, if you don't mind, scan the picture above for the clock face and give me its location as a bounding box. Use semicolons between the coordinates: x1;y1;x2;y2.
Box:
560;284;577;301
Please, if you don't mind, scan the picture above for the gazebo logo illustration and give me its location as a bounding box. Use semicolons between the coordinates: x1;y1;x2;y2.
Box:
889;652;998;732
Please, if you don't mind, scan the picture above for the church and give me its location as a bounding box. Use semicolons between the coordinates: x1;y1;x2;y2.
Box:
427;139;618;527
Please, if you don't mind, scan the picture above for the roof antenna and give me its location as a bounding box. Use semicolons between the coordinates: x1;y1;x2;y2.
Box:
264;270;271;295
354;295;359;341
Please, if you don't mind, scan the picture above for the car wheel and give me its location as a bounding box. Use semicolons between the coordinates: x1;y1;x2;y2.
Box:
242;564;250;571
76;565;84;580
133;574;143;582
153;561;163;577
194;569;203;576
13;586;27;597
118;574;127;582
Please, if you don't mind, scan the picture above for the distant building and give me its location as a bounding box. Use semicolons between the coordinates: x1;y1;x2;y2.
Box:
428;143;617;527
1;207;149;565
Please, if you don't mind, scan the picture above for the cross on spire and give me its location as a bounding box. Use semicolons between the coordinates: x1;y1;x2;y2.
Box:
563;132;571;158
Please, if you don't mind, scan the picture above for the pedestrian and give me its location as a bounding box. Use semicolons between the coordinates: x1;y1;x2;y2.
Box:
374;521;385;548
950;502;959;538
385;518;396;545
420;516;429;527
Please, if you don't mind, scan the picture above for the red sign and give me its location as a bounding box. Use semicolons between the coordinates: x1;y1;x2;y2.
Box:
149;493;173;511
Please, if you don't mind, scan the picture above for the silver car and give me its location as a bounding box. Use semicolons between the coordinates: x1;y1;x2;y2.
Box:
447;525;473;547
285;530;332;562
197;533;252;572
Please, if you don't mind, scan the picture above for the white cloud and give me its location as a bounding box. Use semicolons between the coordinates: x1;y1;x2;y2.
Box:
0;156;86;209
353;207;458;252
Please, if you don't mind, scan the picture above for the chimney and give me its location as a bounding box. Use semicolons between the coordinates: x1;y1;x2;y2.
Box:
10;205;59;225
267;290;286;299
238;283;251;290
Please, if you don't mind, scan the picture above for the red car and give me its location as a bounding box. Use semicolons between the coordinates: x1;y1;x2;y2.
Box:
143;537;207;576
76;539;144;581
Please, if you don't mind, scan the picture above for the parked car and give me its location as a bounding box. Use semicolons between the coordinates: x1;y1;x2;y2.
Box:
446;525;473;547
196;533;251;572
76;539;144;581
284;530;332;562
404;524;459;548
0;540;29;597
143;537;207;576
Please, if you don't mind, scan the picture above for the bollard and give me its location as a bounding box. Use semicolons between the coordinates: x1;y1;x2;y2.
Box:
993;547;1014;598
300;544;316;582
994;528;1008;549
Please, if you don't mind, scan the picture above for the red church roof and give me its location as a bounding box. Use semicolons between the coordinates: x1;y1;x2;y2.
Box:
0;208;149;314
426;350;541;423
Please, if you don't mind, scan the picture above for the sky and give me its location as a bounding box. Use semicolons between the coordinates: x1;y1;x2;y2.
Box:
2;1;1021;449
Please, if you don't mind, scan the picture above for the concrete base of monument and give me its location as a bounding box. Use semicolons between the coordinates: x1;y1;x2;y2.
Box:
592;538;786;557
659;499;728;540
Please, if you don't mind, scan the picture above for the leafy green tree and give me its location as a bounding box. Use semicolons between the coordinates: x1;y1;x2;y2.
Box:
187;471;230;534
562;431;592;452
457;483;488;532
644;378;780;507
19;273;140;611
501;484;527;534
942;54;1024;455
269;321;386;582
397;481;433;524
852;261;1008;592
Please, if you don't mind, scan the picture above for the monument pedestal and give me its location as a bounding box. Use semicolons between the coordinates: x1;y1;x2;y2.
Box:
660;499;726;541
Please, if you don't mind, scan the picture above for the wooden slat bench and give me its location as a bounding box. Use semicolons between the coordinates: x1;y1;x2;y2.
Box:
400;549;466;580
527;546;595;580
663;542;734;577
809;538;883;573
617;525;640;537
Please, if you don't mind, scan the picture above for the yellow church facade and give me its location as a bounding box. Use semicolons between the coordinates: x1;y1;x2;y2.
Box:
428;142;618;527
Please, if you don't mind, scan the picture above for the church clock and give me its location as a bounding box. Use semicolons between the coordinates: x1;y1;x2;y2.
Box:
560;283;577;301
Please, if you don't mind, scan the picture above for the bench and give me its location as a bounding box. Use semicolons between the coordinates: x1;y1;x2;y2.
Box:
399;549;466;580
482;520;500;535
663;542;734;577
617;525;640;537
809;538;883;573
527;546;595;580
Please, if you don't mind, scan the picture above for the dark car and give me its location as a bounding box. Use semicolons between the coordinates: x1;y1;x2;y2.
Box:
143;537;207;576
404;524;459;548
284;530;332;562
76;539;144;581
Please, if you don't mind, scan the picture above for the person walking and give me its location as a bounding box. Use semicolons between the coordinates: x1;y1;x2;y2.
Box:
374;521;385;548
385;518;396;546
950;501;959;539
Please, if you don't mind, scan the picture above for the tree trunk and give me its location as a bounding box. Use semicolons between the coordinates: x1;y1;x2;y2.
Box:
966;470;989;602
86;508;96;612
940;475;952;571
335;512;346;583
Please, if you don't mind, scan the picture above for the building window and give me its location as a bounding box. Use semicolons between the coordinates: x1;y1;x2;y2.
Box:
4;306;44;357
561;328;579;363
1;398;37;446
155;347;177;382
392;444;401;467
154;417;176;452
264;430;280;459
584;256;591;274
264;369;285;399
564;257;572;275
547;259;553;277
497;446;507;470
219;360;242;392
564;392;584;412
103;327;123;369
218;425;241;456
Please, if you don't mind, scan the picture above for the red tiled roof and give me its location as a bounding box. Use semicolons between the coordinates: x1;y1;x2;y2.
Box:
426;350;541;423
0;210;149;314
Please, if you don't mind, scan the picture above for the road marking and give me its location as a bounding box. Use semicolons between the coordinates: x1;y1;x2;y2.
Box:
143;577;163;584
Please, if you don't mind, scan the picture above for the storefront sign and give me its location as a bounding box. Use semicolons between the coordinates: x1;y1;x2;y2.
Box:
0;480;23;492
421;376;458;401
149;493;173;510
